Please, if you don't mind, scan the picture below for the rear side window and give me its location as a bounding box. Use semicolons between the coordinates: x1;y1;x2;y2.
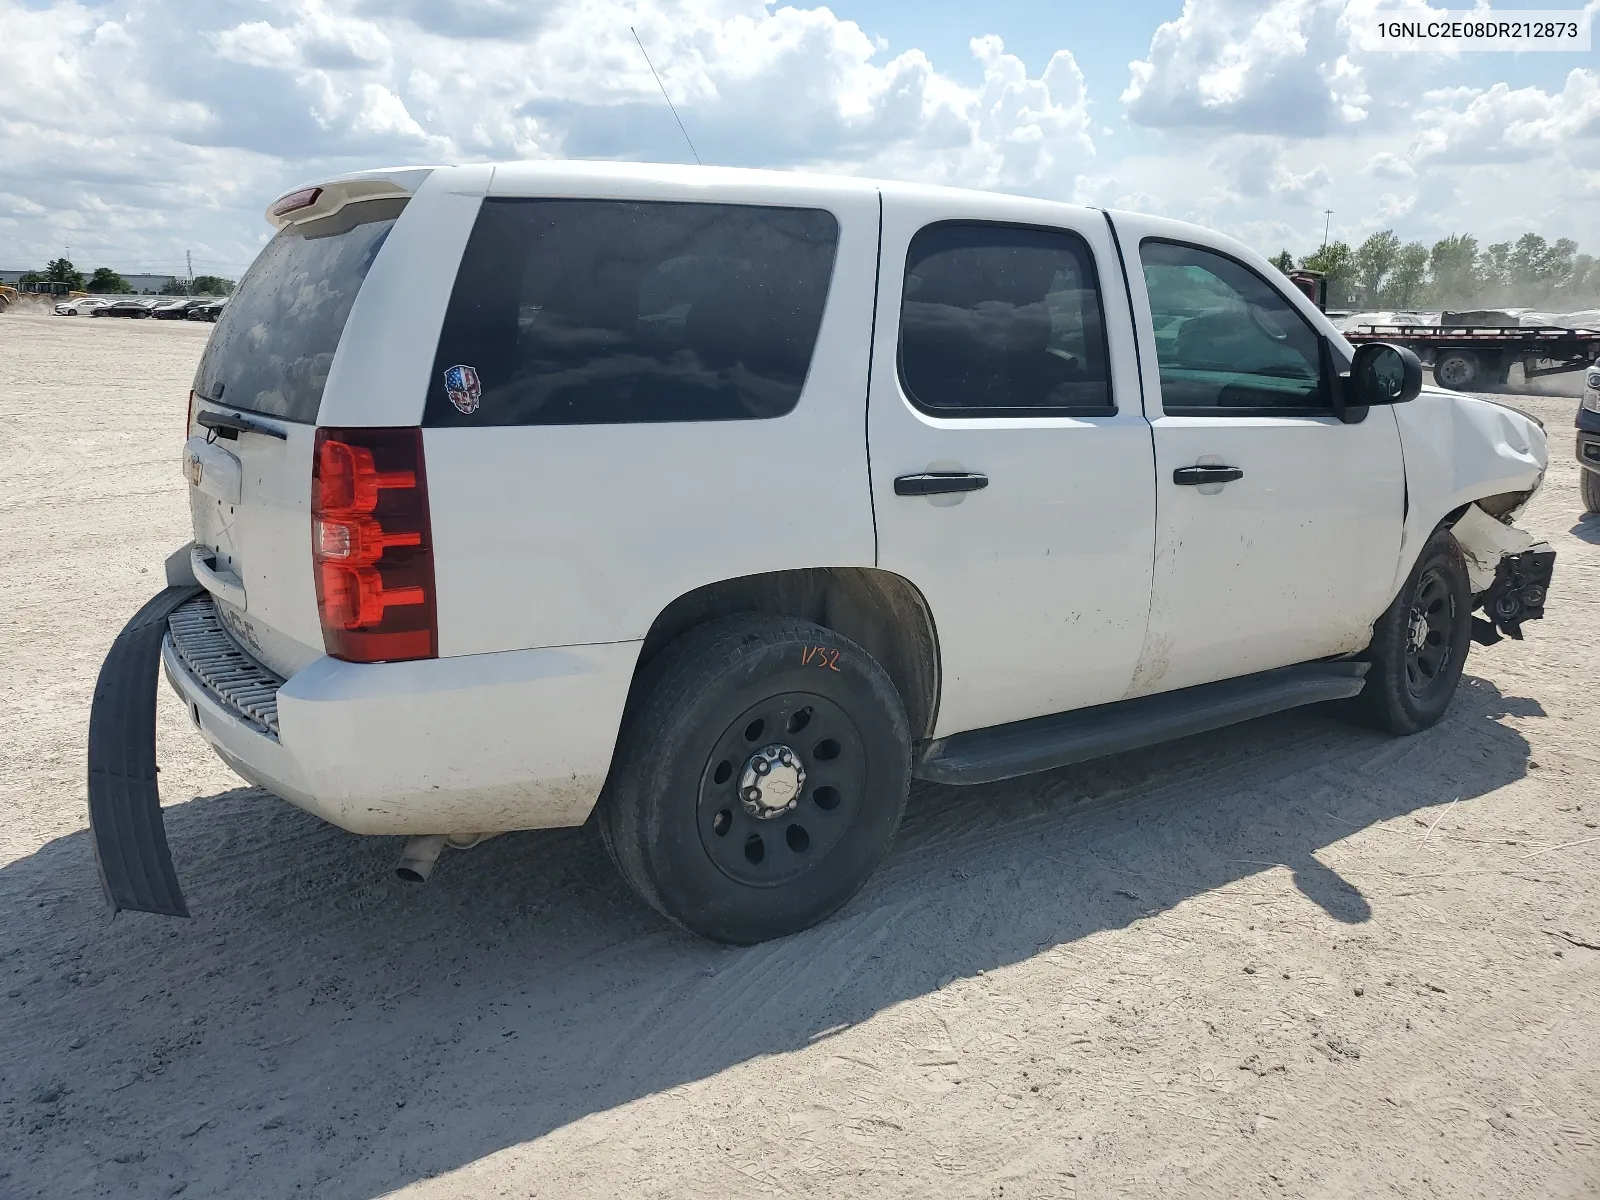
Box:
194;198;404;423
423;199;840;426
899;222;1113;416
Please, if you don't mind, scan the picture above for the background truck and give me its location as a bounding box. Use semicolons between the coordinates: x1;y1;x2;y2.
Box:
1345;317;1600;391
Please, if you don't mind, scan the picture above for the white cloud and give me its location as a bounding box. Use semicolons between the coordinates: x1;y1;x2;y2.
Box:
0;0;1596;279
1208;137;1332;204
1123;0;1372;135
0;0;1095;273
1363;152;1415;181
1412;69;1600;165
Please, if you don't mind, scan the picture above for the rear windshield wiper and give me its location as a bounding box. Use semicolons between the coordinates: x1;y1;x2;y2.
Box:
195;409;288;441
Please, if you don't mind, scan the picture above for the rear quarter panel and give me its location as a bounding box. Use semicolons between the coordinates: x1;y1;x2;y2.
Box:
317;165;493;429
423;168;883;655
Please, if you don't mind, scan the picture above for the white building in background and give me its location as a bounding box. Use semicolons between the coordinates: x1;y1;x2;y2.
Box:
0;270;195;293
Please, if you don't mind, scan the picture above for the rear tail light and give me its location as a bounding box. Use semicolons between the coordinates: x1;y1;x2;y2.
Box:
186;389;195;437
311;427;436;663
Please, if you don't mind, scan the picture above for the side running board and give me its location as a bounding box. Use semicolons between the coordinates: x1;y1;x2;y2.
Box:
87;584;204;917
916;661;1370;786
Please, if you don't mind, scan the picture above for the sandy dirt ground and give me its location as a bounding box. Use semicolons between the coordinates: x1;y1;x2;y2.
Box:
2;311;1597;1200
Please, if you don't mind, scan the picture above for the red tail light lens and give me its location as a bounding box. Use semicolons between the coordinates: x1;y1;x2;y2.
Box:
311;427;436;663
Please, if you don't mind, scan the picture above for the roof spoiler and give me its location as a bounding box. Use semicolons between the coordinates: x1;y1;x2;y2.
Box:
264;167;440;229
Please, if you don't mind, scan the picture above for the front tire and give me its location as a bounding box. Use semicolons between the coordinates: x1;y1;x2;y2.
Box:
599;615;911;944
1583;468;1600;515
1351;529;1473;735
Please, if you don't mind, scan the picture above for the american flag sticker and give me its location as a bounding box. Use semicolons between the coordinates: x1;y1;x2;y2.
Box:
443;364;482;415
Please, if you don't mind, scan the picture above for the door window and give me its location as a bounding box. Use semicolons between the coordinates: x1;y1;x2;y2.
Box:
1140;240;1328;414
425;199;839;426
898;222;1113;416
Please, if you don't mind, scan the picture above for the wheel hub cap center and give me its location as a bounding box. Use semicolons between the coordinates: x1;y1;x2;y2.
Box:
739;744;806;819
1408;610;1429;653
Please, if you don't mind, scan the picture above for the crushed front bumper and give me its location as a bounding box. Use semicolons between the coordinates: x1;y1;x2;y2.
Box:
1471;546;1556;645
1449;503;1556;645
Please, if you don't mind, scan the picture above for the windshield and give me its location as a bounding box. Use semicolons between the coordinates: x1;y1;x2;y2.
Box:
194;197;404;423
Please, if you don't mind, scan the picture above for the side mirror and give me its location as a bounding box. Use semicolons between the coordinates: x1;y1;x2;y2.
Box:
1350;342;1422;407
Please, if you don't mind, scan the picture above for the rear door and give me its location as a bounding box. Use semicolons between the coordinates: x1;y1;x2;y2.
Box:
867;193;1156;738
1111;213;1406;695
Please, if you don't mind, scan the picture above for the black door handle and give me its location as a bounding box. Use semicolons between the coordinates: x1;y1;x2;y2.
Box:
894;472;989;497
1173;465;1243;486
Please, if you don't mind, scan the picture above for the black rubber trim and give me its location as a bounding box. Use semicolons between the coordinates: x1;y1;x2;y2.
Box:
87;584;205;917
195;409;288;440
916;661;1371;786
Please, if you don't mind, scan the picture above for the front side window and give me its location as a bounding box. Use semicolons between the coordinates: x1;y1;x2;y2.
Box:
424;199;840;426
898;222;1113;416
1139;240;1328;414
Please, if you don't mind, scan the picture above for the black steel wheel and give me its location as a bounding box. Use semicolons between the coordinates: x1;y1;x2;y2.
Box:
696;692;867;888
600;615;911;944
1403;566;1457;700
1349;528;1472;735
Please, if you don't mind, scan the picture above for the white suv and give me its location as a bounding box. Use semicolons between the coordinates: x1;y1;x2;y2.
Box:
88;162;1556;944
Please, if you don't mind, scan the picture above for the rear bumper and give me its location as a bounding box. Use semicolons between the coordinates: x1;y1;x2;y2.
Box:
163;596;641;836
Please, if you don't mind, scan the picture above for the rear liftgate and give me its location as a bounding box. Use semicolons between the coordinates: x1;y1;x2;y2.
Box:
87;584;204;917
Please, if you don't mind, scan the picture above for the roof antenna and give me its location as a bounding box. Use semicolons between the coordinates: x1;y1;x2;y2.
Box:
631;25;702;166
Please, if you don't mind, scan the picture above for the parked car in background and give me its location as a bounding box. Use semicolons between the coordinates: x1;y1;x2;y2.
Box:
185;298;227;322
1580;367;1600;513
92;298;156;318
154;298;213;320
54;297;113;316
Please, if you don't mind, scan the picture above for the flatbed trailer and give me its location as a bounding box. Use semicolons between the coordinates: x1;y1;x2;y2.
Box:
1344;323;1600;391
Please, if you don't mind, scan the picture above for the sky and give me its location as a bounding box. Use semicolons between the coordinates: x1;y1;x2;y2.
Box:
1;0;1597;281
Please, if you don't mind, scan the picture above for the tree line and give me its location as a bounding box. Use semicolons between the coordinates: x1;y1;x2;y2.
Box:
1269;232;1600;313
17;258;234;296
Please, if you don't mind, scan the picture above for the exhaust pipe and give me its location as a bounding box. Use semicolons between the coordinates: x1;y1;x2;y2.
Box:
395;835;447;883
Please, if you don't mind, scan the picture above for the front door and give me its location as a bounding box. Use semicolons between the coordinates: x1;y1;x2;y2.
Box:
1113;216;1406;697
868;195;1156;738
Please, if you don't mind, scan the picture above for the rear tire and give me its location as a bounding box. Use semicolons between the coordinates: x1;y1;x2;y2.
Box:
599;615;911;944
1432;350;1479;391
1583;468;1600;515
1350;529;1473;735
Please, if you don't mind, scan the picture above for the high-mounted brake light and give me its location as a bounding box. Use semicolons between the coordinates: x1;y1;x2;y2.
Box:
311;427;436;663
270;186;322;219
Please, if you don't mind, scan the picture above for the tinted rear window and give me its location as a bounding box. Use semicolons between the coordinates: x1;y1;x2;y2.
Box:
423;199;840;426
194;198;404;423
899;222;1112;416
